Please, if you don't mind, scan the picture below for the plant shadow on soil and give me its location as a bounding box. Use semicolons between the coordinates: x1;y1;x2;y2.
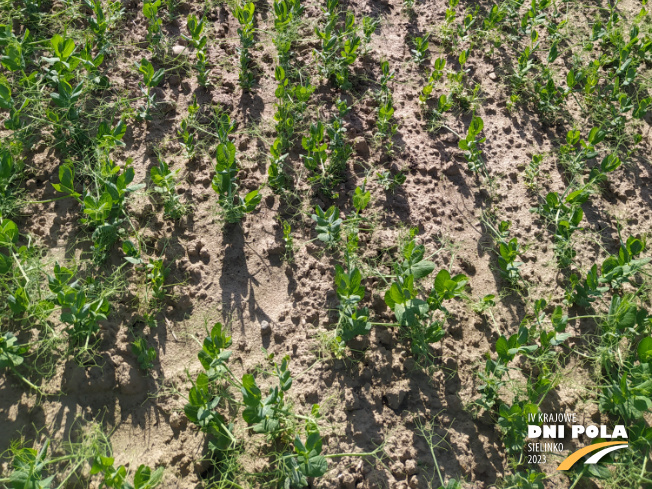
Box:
220;223;275;340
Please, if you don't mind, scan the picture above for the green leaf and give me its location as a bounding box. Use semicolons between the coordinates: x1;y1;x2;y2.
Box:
0;80;11;109
300;454;328;478
586;463;612;479
468;116;483;136
565;189;589;205
335;265;364;303
550;332;571;346
61;38;75;58
91;455;115;475
600;154;621;173
338;307;371;342
587;127;605;145
243;189;261;212
551;306;568;332
133;464;164;489
0;332;28;369
352;185;370;213
2;45;25;71
495;336;509;360
0;252;10;274
434;269;450;294
626;237;644;256
0;218;19;244
52;164;77;197
83;192;113;221
150;68;165;87
241;374;263;424
133;465;151;488
241;373;262;406
548;41;558;62
385;282;408;309
459;49;467;65
638;337;652;363
294;435;306;454
616;304;638;330
311;206;342;244
113;119;127;139
566;69;576;88
216;142;236;169
8;287;29;315
274;65;285;82
410;261;436;280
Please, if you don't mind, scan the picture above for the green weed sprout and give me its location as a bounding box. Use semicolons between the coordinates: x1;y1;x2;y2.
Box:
47;262;110;351
131;337;157;371
212;142;261;223
150;158;186;219
376;170;406;192
374;61;397;154
83;0;122;48
268;66;314;192
177;118;195;157
334;265;371;344
281;219;294;262
53;160;144;258
0;150;24;216
458;115;486;174
183;14;210;86
314;1;361;88
302;110;353;198
411;35;429;64
0;332;42;392
143;0;162;46
91;456;164;488
134;58;165;121
361;16;379;54
184;322;331;486
311;205;342;245
233;2;256;90
146;257;168;301
272;0;304;66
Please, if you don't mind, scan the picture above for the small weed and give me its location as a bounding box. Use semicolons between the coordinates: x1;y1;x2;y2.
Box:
150;157;187;219
132;336;157;371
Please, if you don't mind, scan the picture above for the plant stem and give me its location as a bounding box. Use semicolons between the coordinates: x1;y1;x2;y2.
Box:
441;124;461;138
639;456;648;481
24;195;70;205
568;466;586;489
11;250;30;284
324;451;379;458
218;420;238;445
567;314;602;321
11;367;45;395
425;432;446;487
215;481;245;489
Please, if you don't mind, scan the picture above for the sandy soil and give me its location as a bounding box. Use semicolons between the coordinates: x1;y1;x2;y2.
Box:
1;0;651;487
